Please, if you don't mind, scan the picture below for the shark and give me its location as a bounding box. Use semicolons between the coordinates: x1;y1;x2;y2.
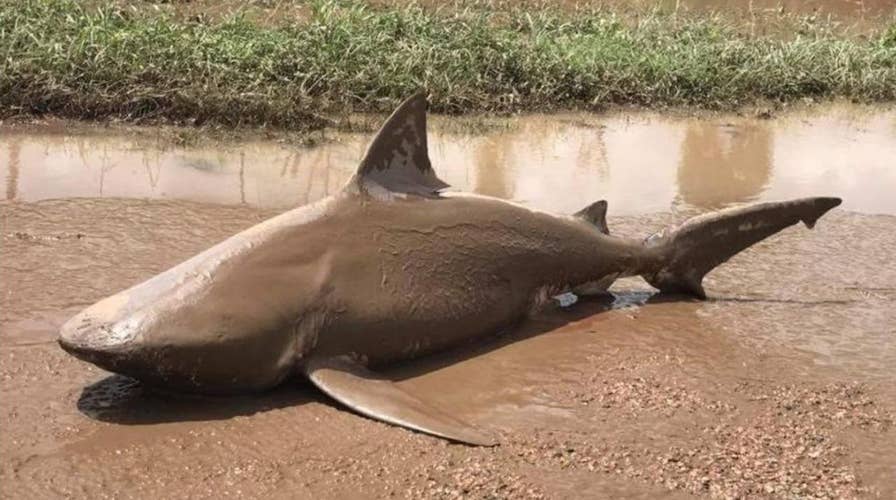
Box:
59;94;842;445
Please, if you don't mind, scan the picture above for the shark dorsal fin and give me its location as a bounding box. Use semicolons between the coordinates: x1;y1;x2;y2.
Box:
575;200;610;235
348;93;450;199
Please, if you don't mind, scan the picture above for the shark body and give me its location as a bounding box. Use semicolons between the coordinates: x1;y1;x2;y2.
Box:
60;95;841;445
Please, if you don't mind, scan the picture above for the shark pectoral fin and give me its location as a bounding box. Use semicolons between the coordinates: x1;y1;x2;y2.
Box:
304;355;497;447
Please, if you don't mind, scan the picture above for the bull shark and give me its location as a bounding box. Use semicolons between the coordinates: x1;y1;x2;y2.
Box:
59;94;841;445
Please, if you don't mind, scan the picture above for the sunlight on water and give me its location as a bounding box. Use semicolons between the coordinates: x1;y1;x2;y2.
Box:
2;105;895;215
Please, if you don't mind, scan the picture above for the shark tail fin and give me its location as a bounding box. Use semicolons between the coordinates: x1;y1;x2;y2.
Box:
641;197;841;299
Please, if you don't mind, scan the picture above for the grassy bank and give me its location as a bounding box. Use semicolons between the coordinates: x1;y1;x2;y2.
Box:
2;0;895;128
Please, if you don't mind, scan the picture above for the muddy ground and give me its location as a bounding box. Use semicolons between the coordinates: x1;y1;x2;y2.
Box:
1;195;894;499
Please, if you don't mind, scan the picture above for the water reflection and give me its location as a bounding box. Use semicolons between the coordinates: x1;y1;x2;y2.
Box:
472;134;512;200
1;105;895;215
677;122;773;209
5;137;19;201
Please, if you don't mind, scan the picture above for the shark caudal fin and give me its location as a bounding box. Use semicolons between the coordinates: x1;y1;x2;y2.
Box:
641;197;842;299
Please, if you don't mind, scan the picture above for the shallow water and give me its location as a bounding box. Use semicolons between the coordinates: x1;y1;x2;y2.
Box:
2;106;895;498
3;105;895;215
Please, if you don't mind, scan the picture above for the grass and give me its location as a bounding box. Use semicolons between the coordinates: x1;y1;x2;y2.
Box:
1;0;895;128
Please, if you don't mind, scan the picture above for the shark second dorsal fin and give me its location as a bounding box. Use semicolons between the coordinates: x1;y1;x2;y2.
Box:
347;93;450;199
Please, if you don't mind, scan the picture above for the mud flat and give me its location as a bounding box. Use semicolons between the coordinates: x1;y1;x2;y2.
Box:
2;107;895;498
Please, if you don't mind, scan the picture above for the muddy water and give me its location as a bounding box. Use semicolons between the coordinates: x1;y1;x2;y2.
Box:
2;106;895;499
3;105;895;215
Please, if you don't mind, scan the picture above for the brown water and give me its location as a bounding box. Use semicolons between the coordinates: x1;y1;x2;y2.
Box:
2;106;895;498
3;105;895;215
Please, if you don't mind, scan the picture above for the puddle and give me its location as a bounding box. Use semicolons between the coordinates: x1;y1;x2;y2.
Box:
2;105;895;216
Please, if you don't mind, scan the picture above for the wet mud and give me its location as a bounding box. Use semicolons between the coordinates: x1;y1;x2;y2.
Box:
2;107;895;498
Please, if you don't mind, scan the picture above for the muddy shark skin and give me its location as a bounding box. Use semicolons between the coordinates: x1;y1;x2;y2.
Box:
59;94;841;445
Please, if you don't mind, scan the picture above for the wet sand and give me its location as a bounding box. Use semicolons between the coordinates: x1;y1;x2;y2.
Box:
2;109;895;498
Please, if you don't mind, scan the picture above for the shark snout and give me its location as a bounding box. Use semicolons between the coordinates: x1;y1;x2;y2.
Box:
58;296;144;371
59;315;123;365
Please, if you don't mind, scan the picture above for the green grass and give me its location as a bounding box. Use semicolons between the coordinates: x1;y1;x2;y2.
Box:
2;0;895;128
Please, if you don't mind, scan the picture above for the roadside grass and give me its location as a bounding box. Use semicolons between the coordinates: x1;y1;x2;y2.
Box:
1;0;895;128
